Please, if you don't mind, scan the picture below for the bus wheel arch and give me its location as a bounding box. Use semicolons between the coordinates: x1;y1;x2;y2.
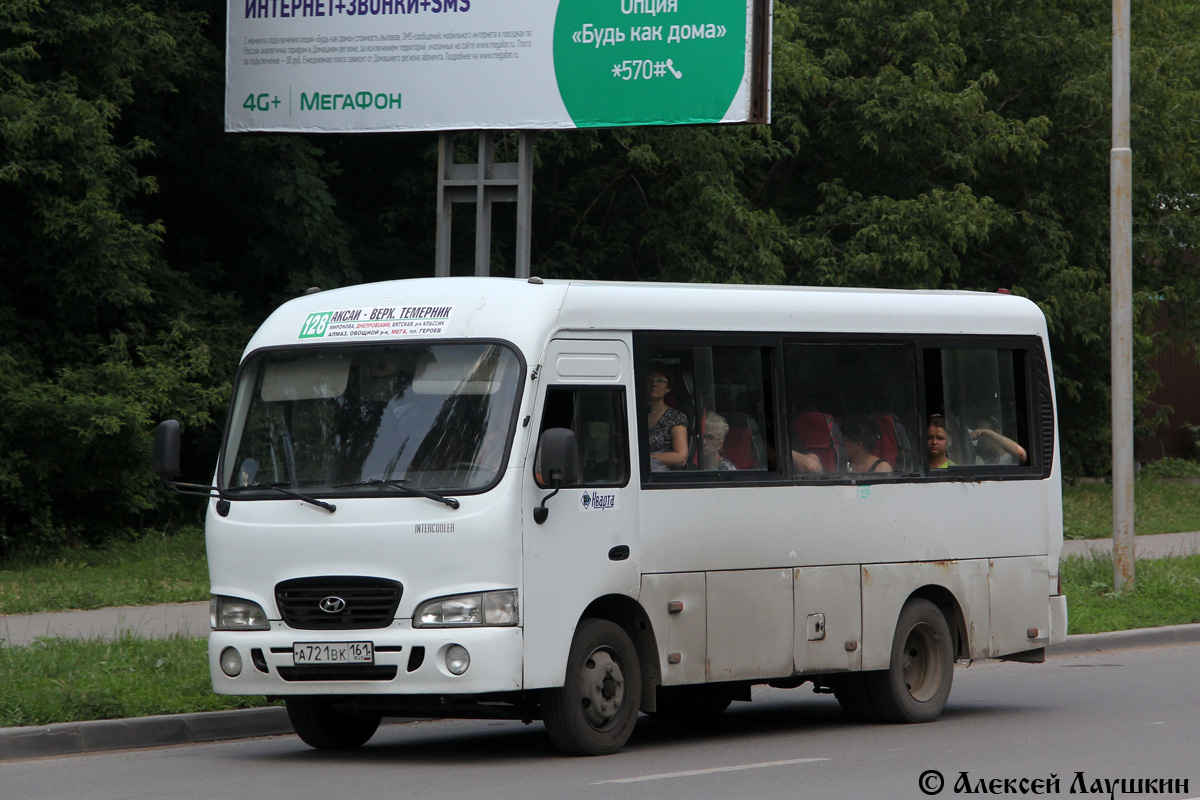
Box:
908;584;969;659
579;594;662;712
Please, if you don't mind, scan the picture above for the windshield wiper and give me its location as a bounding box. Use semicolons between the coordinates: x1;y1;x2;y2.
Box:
226;482;336;513
332;479;460;510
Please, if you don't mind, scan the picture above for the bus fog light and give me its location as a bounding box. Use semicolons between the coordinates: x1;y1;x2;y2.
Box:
220;647;243;677
445;644;470;675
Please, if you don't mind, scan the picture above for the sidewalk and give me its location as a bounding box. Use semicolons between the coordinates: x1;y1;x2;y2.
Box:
1;601;209;649
1061;530;1200;559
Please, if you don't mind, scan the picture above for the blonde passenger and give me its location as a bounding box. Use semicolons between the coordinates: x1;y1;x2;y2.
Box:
701;413;737;471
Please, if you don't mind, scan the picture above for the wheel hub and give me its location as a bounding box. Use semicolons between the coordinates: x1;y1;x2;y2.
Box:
580;648;625;729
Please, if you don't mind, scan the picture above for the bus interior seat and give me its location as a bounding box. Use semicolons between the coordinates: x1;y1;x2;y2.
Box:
790;412;847;473
724;411;766;470
887;415;916;472
872;414;917;472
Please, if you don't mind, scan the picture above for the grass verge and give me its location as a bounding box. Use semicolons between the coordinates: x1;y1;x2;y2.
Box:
1062;478;1200;539
0;634;275;729
0;527;209;614
1060;552;1200;634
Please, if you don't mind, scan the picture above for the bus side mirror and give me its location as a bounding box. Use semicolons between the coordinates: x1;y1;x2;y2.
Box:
534;428;578;524
539;428;579;485
153;420;182;480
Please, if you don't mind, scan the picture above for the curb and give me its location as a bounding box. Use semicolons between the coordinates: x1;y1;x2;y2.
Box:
4;623;1199;761
0;707;295;761
1048;622;1200;656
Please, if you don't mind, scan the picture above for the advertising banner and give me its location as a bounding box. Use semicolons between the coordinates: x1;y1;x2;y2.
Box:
227;0;769;132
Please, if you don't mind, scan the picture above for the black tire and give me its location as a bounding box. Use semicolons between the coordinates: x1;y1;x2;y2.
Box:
866;598;955;723
285;696;381;750
542;619;642;756
828;673;880;722
650;685;734;721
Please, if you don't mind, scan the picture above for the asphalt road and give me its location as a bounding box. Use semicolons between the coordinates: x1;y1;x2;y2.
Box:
4;641;1199;800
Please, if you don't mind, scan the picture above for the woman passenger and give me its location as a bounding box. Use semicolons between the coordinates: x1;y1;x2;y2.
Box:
701;413;737;471
928;414;955;469
646;363;688;471
842;416;892;473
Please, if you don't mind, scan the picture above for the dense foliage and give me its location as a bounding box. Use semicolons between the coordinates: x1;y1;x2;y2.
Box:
2;0;1198;556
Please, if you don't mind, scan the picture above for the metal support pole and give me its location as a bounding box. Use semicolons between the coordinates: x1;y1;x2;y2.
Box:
1111;0;1135;591
515;131;535;278
434;131;534;278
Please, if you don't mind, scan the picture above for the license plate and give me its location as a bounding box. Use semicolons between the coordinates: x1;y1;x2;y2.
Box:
292;641;374;665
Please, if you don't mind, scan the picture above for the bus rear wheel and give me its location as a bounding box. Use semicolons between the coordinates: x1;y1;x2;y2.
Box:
285;696;381;749
867;598;954;723
542;618;642;756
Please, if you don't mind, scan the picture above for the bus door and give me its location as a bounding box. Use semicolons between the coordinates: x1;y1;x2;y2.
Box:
521;338;639;688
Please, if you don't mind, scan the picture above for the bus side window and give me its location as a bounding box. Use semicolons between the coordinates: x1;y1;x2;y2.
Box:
536;387;629;487
784;342;920;477
938;349;1030;468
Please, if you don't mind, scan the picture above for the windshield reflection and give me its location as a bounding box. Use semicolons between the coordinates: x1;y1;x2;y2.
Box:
222;343;522;494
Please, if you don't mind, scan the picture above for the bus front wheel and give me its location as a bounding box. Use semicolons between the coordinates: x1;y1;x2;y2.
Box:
866;598;954;723
542;618;642;756
285;696;381;749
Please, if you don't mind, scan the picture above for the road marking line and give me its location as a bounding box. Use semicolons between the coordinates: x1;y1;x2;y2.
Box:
593;757;830;784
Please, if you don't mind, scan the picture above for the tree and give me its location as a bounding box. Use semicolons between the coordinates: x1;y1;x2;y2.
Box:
527;0;1200;474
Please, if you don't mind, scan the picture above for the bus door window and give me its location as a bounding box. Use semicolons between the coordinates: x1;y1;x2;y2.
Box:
536;387;629;487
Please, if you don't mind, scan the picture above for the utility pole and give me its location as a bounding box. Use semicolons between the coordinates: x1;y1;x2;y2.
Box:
1111;0;1135;591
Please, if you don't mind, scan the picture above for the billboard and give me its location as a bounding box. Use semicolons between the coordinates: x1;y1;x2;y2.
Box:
227;0;771;132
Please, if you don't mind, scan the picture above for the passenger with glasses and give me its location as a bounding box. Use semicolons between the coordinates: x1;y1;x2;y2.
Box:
700;413;737;471
645;363;689;472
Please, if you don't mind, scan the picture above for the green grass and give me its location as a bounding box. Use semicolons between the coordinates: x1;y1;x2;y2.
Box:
1062;477;1200;540
1061;552;1200;635
0;634;275;728
0;527;209;615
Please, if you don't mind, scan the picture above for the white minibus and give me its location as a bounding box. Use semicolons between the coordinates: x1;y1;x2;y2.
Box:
155;277;1068;755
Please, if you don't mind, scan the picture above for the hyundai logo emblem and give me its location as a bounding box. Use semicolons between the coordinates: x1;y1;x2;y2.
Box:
318;596;347;614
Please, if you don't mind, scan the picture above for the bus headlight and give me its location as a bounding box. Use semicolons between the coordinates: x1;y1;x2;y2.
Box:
210;596;270;631
414;590;518;627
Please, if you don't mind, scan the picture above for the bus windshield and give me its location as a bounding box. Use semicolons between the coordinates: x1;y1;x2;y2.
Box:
221;342;522;495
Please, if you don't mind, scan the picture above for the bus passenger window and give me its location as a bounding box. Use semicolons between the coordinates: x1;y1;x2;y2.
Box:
784;343;921;477
536;387;629;487
937;349;1030;468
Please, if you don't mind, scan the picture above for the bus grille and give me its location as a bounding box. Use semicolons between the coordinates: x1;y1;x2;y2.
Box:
275;576;403;630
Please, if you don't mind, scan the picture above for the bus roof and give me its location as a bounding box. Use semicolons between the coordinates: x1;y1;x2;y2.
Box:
244;277;1049;359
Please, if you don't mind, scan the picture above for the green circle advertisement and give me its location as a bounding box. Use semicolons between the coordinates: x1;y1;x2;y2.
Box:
553;0;747;127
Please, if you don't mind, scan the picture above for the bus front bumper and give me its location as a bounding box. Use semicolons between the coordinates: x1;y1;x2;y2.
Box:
208;624;524;696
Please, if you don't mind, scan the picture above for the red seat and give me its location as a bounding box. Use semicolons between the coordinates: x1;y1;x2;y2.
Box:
871;414;900;467
790;412;845;473
722;426;757;470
